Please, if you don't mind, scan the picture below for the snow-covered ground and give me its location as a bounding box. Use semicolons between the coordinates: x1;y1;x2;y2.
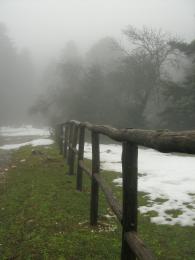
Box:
0;138;54;150
1;126;194;226
0;126;53;150
0;125;50;137
84;143;195;226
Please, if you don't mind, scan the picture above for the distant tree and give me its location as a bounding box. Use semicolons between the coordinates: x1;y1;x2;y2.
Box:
121;26;179;127
73;64;106;123
31;41;84;125
123;26;177;82
32;30;189;130
77;38;125;125
0;23;37;125
160;40;195;130
0;23;17;90
86;37;124;73
0;23;19;124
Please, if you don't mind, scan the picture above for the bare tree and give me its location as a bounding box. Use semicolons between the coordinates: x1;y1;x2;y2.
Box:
123;26;178;101
123;26;177;76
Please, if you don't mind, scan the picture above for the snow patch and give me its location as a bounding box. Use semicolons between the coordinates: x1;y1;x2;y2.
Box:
0;139;54;150
0;125;50;137
84;143;195;226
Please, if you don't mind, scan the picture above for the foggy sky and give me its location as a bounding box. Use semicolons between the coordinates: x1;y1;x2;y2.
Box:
0;0;194;67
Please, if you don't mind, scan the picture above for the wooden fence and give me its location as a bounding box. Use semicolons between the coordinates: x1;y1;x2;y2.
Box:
56;120;195;260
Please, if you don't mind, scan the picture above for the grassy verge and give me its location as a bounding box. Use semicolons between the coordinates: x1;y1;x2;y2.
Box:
0;145;121;259
0;144;194;259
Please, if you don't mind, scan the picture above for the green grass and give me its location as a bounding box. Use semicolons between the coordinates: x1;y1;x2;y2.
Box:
164;209;183;218
0;144;195;259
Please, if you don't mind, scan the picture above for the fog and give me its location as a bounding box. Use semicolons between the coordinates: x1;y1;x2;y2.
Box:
0;0;194;128
1;0;194;66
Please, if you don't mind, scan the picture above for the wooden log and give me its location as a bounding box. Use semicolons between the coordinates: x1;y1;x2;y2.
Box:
68;122;74;166
55;124;61;149
59;124;64;155
79;160;92;178
67;119;80;126
69;146;78;155
68;123;74;165
125;232;155;260
94;173;122;222
61;125;64;155
63;124;69;159
69;124;78;175
78;161;122;222
76;126;85;191
65;124;69;161
121;142;138;260
78;121;195;154
62;125;65;156
90;131;100;226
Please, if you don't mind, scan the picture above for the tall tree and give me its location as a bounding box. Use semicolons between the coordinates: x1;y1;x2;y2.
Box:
160;40;195;130
31;41;84;125
0;23;18;124
122;26;178;127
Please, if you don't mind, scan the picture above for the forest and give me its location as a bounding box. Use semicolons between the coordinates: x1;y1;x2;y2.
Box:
0;22;195;130
31;27;195;130
0;23;36;125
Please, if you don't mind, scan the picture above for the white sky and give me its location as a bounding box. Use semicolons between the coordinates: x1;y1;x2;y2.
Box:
0;0;194;66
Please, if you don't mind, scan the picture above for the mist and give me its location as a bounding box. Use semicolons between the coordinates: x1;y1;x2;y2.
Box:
1;2;195;258
0;0;194;128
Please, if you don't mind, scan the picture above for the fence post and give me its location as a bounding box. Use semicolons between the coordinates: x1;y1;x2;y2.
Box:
56;124;61;152
76;125;85;191
69;124;78;175
59;124;64;155
67;123;73;169
90;131;100;225
64;124;69;159
62;125;65;156
121;141;138;260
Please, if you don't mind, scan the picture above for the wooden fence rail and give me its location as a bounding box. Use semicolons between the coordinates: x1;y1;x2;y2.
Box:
56;120;195;260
